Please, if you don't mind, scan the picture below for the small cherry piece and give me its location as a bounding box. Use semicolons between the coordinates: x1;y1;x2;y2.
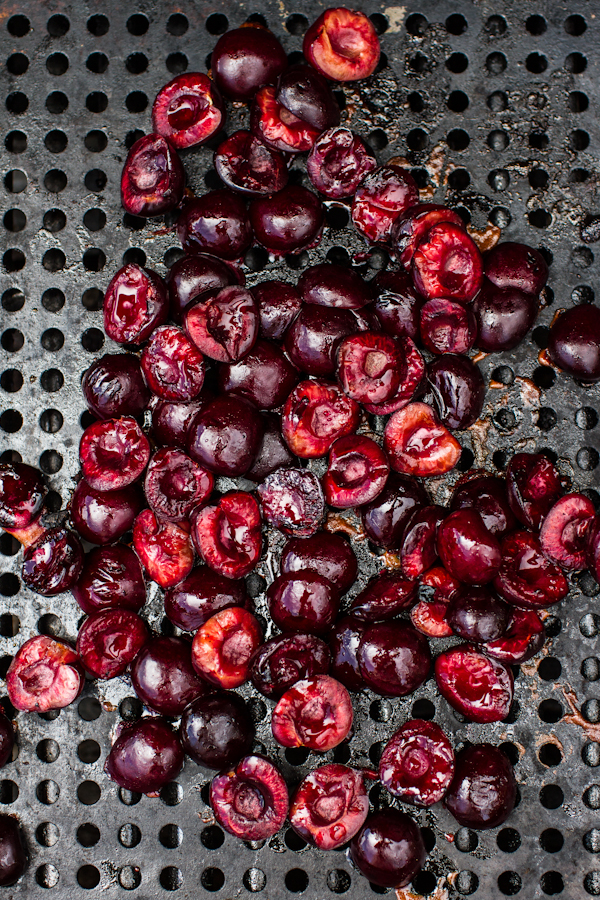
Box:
361;472;429;550
152;73;225;149
272;675;353;751
446;587;510;643
384;402;461;477
350;571;416;623
539;493;596;571
547;303;600;382
337;332;401;404
0;815;27;886
0;462;47;531
164;566;247;632
121;133;184;217
451;474;516;537
329;616;367;691
105;718;184;794
132;510;194;589
76;610;148;679
506;452;565;530
420;297;477;355
180;691;254;769
177;190;252;261
485;608;545;664
79;417;150;492
191;492;262;580
184;285;258;363
283;380;359;458
212;27;287;101
251;86;321;154
0;713;14;769
303;8;380;81
252;280;303;341
494;531;569;608
349;809;426;889
280;532;357;593
300;262;373;311
186;395;263;477
71;480;145;546
103;264;168;346
410;600;454;638
210;755;289;841
192;607;262;689
323;435;389;509
214;130;288;197
82;353;151;421
258;468;325;537
484;241;548;294
437;509;501;585
358;621;431;697
379;719;455;807
290;764;369;850
400;505;446;580
141;326;205;401
131;635;206;716
444;743;517;829
352;165;419;244
21;527;84;597
307;126;376;199
392;203;466;270
144;448;213;524
250;633;331;699
412;223;483;302
250;186;324;255
435;644;513;723
7;635;84;712
268;572;340;636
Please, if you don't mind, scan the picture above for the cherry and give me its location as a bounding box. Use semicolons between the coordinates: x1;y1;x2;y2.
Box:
281;532;357;593
7;635;84;712
446;587;510;643
247;414;297;482
250;633;331;699
0;816;27;886
251;280;302;341
307;127;376;199
352;165;419;244
250;186;324;255
329;616;368;691
131;635;206;716
144;448;213;524
191;492;262;580
72;545;146;615
77;609;148;679
180;691;254;768
282;380;359;458
185;285;258;364
277;64;340;131
284;304;364;377
485;608;545;664
167;253;241;324
392;203;466;270
79;416;150;493
164;566;247;631
192;607;262;689
547;303;600;382
141;326;205;401
379;719;455;807
71;479;144;545
210;755;289;841
323;435;389;509
444;743;517;829
506;452;565;530
400;505;446;580
362;336;425;415
358;620;431;697
384;402;461;477
337;332;400;404
428;355;486;431
435;644;514;723
300;262;373;311
587;516;600;584
0;713;14;769
437;509;501;585
258;468;325;537
22;527;84;596
218;339;299;409
412;223;483;303
350;571;416;622
372;268;424;342
272;675;353;750
105;718;184;794
0;462;46;531
484;241;548;295
420;297;477;355
121;133;184;217
451;474;516;537
152;72;225;149
187;395;263;476
494;530;569;608
177;190;252;261
214;130;288;197
361;473;429;550
103;263;169;346
539;493;596;571
410;600;454;638
132;509;194;589
212;27;287;101
251;86;321;153
290;764;369;850
349;809;426;889
303;8;380;81
150;396;210;449
82;353;150;421
268;572;340;635
472;280;538;352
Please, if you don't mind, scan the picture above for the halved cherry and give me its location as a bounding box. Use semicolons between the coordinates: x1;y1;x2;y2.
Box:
191;492;262;580
412;224;483;303
121;133;184;217
506;452;566;530
22;527;84;597
401;505;446;580
485;608;545;664
192;607;263;689
392;203;466;270
539;493;596;571
214;130;288;197
103;263;169;346
132;510;194;589
80;417;150;493
384;402;461;477
152;72;225;149
435;644;514;723
379;719;455;807
303;7;380;81
290;764;369;850
144;448;213;524
352;165;419;244
76;609;149;680
282;380;360;459
167;253;241;324
307;126;376;199
184;285;258;364
7;635;84;712
494;530;569;608
271;675;353;751
337;332;401;405
323;435;389;509
141;326;205;401
0;461;47;531
251;86;320;154
410;601;453;638
451;475;516;537
252;280;303;341
210;755;289;841
420;297;477;355
350;571;416;622
258;468;325;537
362;336;425;416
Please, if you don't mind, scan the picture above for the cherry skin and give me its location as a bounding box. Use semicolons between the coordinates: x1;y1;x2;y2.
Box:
435;644;514;723
494;530;569;608
76;609;148;679
212;27;287;101
484;241;548;295
251;85;321;154
218;339;299;410
184;285;258;363
472;280;538;352
372;268;424;341
280;532;358;593
358;621;431;697
329;616;368;691
485;608;545;664
150;396;209;450
299;262;373;310
177;190;252;261
400;505;446;580
271;675;353;751
152;72;225;149
307;127;376;199
0;815;27;886
71;479;144;546
303;8;380;81
164;566;247;632
362;335;425;416
284;304;364;377
290;764;369;850
79;416;150;492
105;718;184;794
180;691;254;769
349;809;426;889
446;587;510;643
379;719;455;806
547;303;600;382
121;133;184;217
210;755;289;841
258;468;325;537
427;354;486;431
268;572;340;636
361;472;429;550
214;130;288;197
252;280;302;341
0;462;47;531
7;635;84;712
82;353;150;421
246;415;297;482
437;509;501;585
393;203;466;270
506;452;565;531
0;714;14;770
131;635;207;716
186;395;263;477
167;253;240;324
350;571;416;623
250;633;331;699
276;64;340;131
444;743;517;829
451;474;516;537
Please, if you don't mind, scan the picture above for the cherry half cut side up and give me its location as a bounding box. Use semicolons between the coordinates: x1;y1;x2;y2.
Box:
271;675;353;751
290;764;369;850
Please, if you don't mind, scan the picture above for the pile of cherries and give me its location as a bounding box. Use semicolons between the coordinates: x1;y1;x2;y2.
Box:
0;5;600;891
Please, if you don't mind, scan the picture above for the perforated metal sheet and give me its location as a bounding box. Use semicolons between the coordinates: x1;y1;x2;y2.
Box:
1;0;600;897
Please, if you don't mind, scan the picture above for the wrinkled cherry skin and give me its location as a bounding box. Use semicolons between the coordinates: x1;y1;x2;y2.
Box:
82;354;150;421
485;608;545;664
277;64;340;131
337;332;400;405
141;326;205;401
152;73;225;149
392;203;466;270
400;505;446;580
250;633;331;699
22;527;84;597
437;509;501;586
76;609;148;679
103;264;169;346
540;493;595;571
251;86;321;154
308;127;376;199
506;453;565;531
150;396;210;450
177;190;252;261
164;566;247;631
547;303;600;382
71;479;145;545
121;133;184;217
80;416;150;493
304;8;380;81
300;262;373;311
362;472;429;550
247;414;296;482
250;186;324;255
187;395;263;477
384;402;461;477
494;530;569;608
192;492;262;580
180;691;254;769
281;532;357;593
105;718;184;794
435;644;514;723
484;241;548;295
284;305;364;377
372;269;423;342
291;764;369;850
446;587;510;643
252;280;302;341
167;253;241;324
412;223;483;303
192;607;263;689
451;474;516;537
131;636;206;716
72;545;146;615
282;380;359;458
444;743;517;829
324;435;389;509
352;165;419;244
210;755;289;841
7;636;84;712
472;280;538;352
144;448;213;524
218;340;299;410
258;468;325;537
350;571;416;622
215;130;288;197
0;816;27;886
329;616;368;691
0;462;46;531
272;675;353;750
427;355;486;431
420;297;477;355
0;714;14;770
185;285;258;364
268;572;340;636
350;809;426;889
358;621;431;697
379;719;455;807
133;509;194;589
212;27;287;101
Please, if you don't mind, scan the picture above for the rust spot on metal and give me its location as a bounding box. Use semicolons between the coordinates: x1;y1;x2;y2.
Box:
471;351;488;364
325;512;366;540
515;376;541;408
396;876;452;900
467;223;501;252
562;686;600;742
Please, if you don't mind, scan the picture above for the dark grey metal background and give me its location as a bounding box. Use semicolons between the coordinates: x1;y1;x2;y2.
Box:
1;0;600;896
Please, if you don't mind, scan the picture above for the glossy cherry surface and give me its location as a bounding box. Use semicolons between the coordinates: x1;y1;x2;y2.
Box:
372;268;424;341
350;571;416;622
210;755;289;840
358;621;431;697
393;203;465;270
141;326;205;401
473;280;538;352
494;530;569;608
349;809;426;889
412;223;483;303
77;609;148;679
444;743;517;829
506;452;565;531
121;133;184;217
271;675;353;750
323;434;389;509
152;72;225;149
71;479;144;546
0;815;27;886
177;190;252;261
547;303;600;382
299;263;372;311
144;448;212;524
105;718;184;793
290;764;369;850
212;27;287;101
451;474;516;537
180;690;254;769
484;241;548;295
361;472;429;549
485;608;545;664
218;339;298;410
284;304;363;377
352;165;418;244
164;566;247;632
437;509;501;585
435;644;513;723
268;571;340;636
0;462;46;531
82;354;150;421
250;186;324;255
252;280;302;341
400;505;445;580
303;7;380;81
184;285;258;363
420;297;477;355
250;632;331;699
446;587;510;643
379;719;455;807
167;253;239;323
427;354;486;431
258;468;325;537
132;636;207;716
329;616;368;692
21;527;83;596
187;395;263;477
214;130;288;197
539;493;595;570
282;380;359;458
280;532;358;593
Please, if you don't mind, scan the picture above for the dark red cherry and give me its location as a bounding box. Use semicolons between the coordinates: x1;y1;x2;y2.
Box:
282;380;359;458
352;165;418;244
141;326;205;401
484;241;548;295
506;452;565;530
268;572;340;636
361;473;429;550
180;691;254;769
210;755;289;840
435;644;513;723
72;545;146;615
412;223;483;302
392;203;465;270
105;718;184;793
82;353;150;421
177;190;252;261
131;636;206;716
144;448;213;524
420;297;477;355
451;475;516;537
251;86;321;154
472;280;538;352
0;462;46;531
379;719;455;807
152;73;225;149
218;340;299;409
303;8;380;81
150;396;210;449
250;632;331;699
485;608;545;664
290;764;369;850
22;527;83;596
323;435;389;509
121;133;184;217
539;493;595;571
185;285;258;364
446;587;510;643
400;505;446;580
361;336;425;415
167;253;241;324
329;616;368;691
133;511;194;589
103;264;168;346
372;268;424;342
308;127;376;199
280;531;358;593
246;414;297;483
0;815;27;886
384;402;461;477
547;303;600;382
349;809;426;889
284;305;363;377
437;509;501;585
77;609;148;679
0;713;14;769
337;332;401;404
192;608;263;690
251;280;302;341
187;395;263;476
191;492;262;580
358;621;431;696
214;130;288;197
7;635;84;712
212;27;287;101
71;479;145;546
444;743;517;829
299;262;373;311
350;571;416;622
427;355;486;431
494;530;569;608
80;416;150;492
272;675;353;750
258;468;325;537
164;566;247;631
277;64;340;131
250;186;324;255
